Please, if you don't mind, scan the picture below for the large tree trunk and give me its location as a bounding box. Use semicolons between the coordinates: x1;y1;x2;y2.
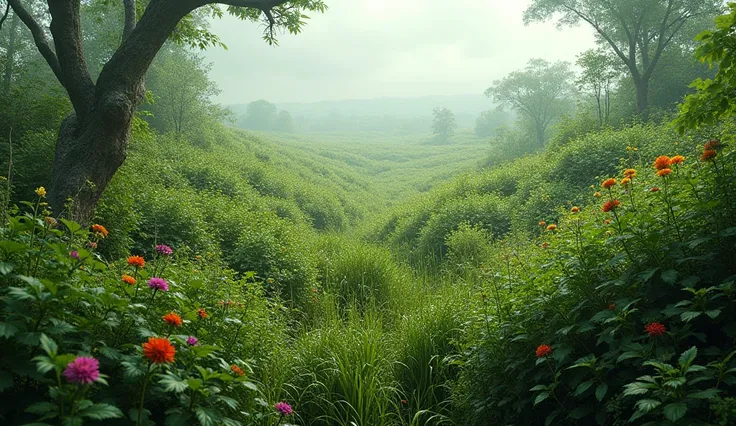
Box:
48;88;141;223
635;78;650;121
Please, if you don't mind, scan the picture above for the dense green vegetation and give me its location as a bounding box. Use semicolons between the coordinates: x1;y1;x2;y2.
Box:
2;1;736;426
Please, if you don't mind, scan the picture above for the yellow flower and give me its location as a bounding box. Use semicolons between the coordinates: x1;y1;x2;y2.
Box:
546;224;557;231
594;192;602;198
620;177;631;186
35;187;46;198
624;169;636;178
571;206;580;213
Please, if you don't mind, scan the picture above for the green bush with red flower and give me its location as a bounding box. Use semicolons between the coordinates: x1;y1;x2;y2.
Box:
0;194;297;426
453;140;736;425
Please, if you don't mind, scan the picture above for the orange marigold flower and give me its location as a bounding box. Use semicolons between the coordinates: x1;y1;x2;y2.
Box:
122;274;136;285
650;187;660;192
163;312;182;327
605;219;611;225
657;168;673;177
143;337;176;364
571;206;580;213
197;308;208;319
624;169;637;178
127;256;145;268
670;155;685;165
231;364;245;376
704;139;722;151
645;322;666;337
536;344;552;358
653;155;671;170
546;224;557;231
594;192;602;198
538;221;546;227
701;150;717;161
91;224;108;238
602;200;621;213
602;178;616;189
620;177;631;186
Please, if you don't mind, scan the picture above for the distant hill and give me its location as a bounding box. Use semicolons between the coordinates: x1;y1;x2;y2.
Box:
226;94;501;132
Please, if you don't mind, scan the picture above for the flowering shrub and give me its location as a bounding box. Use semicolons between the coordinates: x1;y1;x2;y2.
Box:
456;142;736;425
0;194;293;425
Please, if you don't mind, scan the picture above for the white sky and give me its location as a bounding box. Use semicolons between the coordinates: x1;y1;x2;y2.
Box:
204;0;596;104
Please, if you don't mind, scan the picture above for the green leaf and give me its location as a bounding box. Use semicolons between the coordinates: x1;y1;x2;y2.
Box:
595;383;608;402
705;309;721;319
663;402;687;422
573;380;593;397
0;321;20;339
26;401;58;415
681;311;702;322
617;351;642;363
635;399;661;413
39;334;58;358
158;373;189;393
679;347;697;369
689;388;720;399
195;407;221;426
534;391;550;406
78;403;123;420
623;381;653;396
661;269;678;285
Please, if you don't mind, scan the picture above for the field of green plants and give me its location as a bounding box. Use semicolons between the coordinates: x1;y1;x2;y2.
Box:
3;1;736;426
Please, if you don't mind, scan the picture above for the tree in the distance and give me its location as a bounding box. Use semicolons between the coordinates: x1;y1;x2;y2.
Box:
274;109;295;132
5;0;326;222
432;107;457;144
486;59;574;148
576;49;620;128
474;110;511;138
524;0;722;119
240;99;278;131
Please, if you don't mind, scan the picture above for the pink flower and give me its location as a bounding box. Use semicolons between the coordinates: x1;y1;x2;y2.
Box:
274;402;293;416
63;357;100;385
70;251;80;260
186;336;198;346
155;244;173;256
148;277;169;291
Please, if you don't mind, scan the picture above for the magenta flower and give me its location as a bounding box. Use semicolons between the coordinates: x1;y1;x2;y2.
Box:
148;277;169;291
155;244;173;256
186;336;198;346
274;402;293;416
63;356;100;385
70;251;80;260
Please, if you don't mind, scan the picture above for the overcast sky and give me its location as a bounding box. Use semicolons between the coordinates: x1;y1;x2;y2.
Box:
203;0;596;105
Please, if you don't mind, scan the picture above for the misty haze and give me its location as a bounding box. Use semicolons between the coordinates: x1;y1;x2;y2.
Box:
1;1;734;426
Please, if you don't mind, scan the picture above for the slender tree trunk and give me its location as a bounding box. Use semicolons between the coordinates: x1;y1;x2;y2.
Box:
536;121;545;148
634;78;650;121
2;12;18;95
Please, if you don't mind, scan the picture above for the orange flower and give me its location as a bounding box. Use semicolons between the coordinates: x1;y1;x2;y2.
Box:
231;364;245;376
127;256;145;268
546;224;557;231
620;177;631;186
701;150;717;161
657;168;673;177
602;200;620;213
163;312;182;327
602;178;616;189
594;192;601;198
91;224;108;238
624;169;637;178
536;344;552;358
143;337;176;364
605;219;611;225
653;155;671;170
571;206;580;213
541;242;549;249
122;274;136;285
650;187;660;192
670;155;685;165
197;308;208;319
538;221;546;227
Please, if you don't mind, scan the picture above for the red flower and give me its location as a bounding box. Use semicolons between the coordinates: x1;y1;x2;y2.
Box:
536;344;552;358
701;150;717;161
602;200;620;213
163;312;182;327
127;256;145;268
704;139;722;151
541;242;549;249
650;187;660;193
197;308;208;319
401;399;408;405
143;337;176;364
653;156;671;170
645;322;666;337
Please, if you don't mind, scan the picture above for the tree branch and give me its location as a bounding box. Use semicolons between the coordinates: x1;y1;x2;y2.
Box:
6;0;63;84
123;0;136;40
47;0;95;117
0;2;10;32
